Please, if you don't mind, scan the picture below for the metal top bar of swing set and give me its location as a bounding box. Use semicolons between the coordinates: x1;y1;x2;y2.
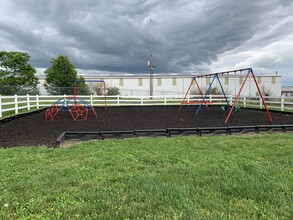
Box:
192;68;252;78
179;68;245;110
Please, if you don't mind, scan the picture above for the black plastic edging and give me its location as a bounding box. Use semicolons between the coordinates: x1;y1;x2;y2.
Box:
56;125;293;147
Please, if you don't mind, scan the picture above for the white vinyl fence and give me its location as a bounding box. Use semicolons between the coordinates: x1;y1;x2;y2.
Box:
0;94;293;118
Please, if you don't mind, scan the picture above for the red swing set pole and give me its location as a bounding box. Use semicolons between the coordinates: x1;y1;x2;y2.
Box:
224;69;273;123
194;79;209;108
224;71;250;123
250;70;273;123
179;78;209;111
179;78;194;111
195;79;205;101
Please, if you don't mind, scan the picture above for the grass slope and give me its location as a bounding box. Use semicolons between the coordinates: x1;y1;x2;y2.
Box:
0;134;292;219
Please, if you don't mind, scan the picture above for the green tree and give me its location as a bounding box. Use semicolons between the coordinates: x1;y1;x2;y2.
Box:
44;55;90;95
75;76;91;95
0;51;39;95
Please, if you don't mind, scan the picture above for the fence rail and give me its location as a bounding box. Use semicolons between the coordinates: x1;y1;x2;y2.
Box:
0;94;292;118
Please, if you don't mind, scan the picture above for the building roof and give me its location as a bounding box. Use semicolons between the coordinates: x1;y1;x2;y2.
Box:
38;73;282;79
282;86;293;92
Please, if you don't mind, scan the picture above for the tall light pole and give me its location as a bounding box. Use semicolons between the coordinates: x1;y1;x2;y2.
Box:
147;51;155;98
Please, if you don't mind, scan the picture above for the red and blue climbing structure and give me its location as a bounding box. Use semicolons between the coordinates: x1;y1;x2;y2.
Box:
46;80;106;121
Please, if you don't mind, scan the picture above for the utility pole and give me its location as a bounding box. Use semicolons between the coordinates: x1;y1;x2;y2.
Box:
147;51;155;98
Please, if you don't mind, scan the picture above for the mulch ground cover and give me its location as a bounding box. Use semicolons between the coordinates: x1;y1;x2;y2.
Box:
1;105;293;148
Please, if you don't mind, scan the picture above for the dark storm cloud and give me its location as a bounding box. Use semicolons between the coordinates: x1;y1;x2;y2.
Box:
0;0;292;74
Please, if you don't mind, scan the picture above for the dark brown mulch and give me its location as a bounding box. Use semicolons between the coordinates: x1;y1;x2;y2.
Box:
1;106;293;148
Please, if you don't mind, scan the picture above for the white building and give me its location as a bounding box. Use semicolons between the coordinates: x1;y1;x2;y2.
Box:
281;87;293;97
38;73;282;97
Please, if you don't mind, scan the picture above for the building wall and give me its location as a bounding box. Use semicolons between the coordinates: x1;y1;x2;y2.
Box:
281;87;293;97
38;74;282;97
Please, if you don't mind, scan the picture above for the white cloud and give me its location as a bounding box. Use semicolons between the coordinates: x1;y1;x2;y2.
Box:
209;34;293;85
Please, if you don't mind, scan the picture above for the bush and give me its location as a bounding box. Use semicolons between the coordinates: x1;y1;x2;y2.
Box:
256;86;273;97
89;83;105;95
206;87;222;95
0;85;39;95
107;87;120;96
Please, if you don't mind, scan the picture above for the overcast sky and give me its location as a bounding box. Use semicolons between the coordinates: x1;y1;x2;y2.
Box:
1;0;293;85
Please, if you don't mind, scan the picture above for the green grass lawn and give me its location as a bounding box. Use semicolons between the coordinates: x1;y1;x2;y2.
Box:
0;134;292;219
1;107;42;119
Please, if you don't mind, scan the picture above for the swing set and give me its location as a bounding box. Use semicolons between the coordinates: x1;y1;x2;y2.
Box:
46;80;107;121
179;68;273;124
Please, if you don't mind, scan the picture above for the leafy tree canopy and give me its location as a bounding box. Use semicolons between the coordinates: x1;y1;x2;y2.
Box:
0;51;39;95
44;55;90;95
75;76;91;95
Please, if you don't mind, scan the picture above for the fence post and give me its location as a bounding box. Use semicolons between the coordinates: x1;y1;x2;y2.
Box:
229;94;233;105
243;96;246;108
117;95;120;106
0;95;2;118
209;94;212;103
164;95;167;105
281;95;284;111
36;95;39;109
141;96;143;106
187;94;190;103
64;94;67;107
259;97;262;109
90;94;93;105
15;94;18;114
27;94;30;110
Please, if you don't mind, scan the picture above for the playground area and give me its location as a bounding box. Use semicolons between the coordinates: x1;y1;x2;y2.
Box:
1;68;293;147
1;105;293;148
